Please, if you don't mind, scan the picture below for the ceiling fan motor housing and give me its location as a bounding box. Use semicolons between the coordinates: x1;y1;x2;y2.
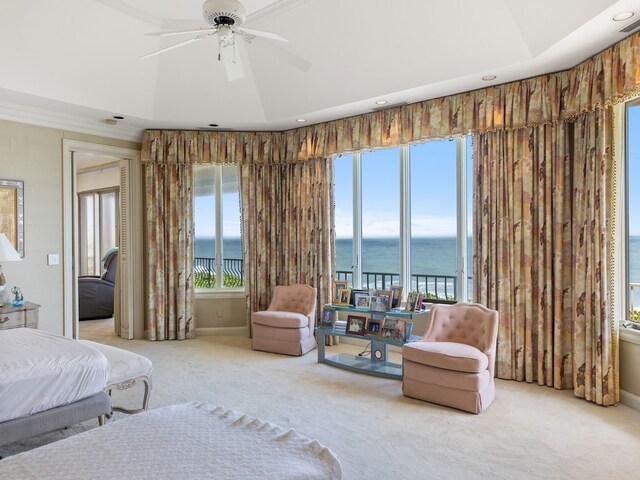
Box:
203;0;247;26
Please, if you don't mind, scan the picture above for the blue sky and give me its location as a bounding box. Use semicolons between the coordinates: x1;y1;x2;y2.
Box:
334;138;470;238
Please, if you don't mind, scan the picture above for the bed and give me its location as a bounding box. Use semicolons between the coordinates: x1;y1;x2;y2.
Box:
0;402;342;479
0;329;112;447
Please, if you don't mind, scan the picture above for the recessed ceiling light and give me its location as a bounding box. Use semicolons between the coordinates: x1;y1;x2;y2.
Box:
613;12;634;21
482;75;497;81
113;115;124;120
208;123;219;127
296;118;306;123
375;100;388;105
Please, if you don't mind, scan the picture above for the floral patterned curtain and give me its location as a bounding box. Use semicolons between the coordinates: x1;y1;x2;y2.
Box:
240;157;334;334
474;108;617;405
144;161;195;341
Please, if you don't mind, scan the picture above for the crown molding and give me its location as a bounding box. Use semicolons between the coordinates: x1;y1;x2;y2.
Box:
0;101;144;143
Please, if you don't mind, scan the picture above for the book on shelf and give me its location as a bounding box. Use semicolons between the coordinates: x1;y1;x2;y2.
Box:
333;320;347;335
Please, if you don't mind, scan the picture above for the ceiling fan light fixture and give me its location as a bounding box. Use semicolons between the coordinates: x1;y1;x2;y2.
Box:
613;12;634;21
203;0;247;26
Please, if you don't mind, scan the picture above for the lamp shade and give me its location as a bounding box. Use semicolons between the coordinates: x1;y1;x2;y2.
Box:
0;234;21;262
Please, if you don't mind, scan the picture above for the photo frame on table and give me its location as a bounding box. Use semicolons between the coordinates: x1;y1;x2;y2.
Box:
390;285;403;308
349;289;369;306
381;318;406;342
405;291;418;312
320;307;337;327
354;293;371;309
337;288;352;306
371;294;390;312
365;318;383;336
332;280;349;302
346;315;367;336
0;179;24;257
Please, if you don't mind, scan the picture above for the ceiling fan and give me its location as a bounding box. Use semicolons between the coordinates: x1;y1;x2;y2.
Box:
140;0;310;82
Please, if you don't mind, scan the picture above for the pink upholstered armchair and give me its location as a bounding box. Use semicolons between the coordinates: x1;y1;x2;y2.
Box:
402;302;499;414
251;284;318;356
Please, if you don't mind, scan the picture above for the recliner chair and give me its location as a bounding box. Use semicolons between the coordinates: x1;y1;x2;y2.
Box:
78;248;118;320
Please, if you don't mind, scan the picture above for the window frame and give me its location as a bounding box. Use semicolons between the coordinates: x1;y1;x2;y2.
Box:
194;164;244;292
337;137;471;302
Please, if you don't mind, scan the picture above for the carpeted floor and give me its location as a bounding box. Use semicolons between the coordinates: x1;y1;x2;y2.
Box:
2;319;640;479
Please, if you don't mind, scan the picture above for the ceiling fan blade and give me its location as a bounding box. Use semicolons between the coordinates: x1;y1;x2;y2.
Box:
146;27;217;37
235;26;288;43
220;42;245;82
139;35;209;60
254;39;311;72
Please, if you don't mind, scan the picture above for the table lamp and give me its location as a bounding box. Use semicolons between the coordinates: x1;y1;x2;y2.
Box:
0;233;21;306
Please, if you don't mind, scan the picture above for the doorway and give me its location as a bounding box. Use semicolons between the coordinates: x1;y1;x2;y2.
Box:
62;140;143;340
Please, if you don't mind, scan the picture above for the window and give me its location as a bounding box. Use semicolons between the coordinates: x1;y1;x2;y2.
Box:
78;189;118;276
193;164;243;289
627;100;640;326
334;138;472;302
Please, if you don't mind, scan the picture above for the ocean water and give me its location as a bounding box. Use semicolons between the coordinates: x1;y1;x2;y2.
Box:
195;236;640;305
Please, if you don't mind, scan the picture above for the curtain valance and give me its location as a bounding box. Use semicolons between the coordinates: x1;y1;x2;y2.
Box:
142;32;640;165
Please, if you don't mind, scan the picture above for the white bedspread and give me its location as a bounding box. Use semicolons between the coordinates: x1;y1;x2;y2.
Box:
0;329;109;423
0;402;342;479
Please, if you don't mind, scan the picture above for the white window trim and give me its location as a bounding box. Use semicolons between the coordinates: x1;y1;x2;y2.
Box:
343;138;471;301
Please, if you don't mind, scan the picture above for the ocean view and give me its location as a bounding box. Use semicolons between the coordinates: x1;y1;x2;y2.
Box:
195;236;640;304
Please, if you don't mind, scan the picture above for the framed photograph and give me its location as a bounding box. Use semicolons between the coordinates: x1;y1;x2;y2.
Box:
354;293;371;309
413;292;424;312
320;307;336;327
381;318;406;342
0;179;24;257
405;291;418;312
365;318;383;336
371;294;390;312
332;280;349;303
349;288;369;306
346;315;366;335
390;285;403;308
336;288;351;306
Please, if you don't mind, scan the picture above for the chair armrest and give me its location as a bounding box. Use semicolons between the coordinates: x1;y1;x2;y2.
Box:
78;275;101;279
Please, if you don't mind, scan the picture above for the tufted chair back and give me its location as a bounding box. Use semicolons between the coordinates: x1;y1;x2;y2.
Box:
268;284;317;318
424;302;499;375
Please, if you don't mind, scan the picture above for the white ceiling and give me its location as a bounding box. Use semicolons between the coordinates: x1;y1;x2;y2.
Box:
0;0;638;141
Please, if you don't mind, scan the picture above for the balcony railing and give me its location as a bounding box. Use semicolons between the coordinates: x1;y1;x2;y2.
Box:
336;270;472;301
194;257;244;288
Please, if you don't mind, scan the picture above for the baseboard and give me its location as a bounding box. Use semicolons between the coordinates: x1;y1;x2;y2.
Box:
195;326;249;337
621;389;640;411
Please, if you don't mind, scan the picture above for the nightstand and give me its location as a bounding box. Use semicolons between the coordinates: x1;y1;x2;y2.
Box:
0;301;40;329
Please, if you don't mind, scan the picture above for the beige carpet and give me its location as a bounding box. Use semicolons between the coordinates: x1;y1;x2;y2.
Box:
2;319;640;479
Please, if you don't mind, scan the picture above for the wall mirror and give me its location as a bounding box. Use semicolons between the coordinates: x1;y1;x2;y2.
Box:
0;179;24;257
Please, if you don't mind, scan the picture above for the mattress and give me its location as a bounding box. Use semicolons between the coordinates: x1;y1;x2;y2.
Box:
0;328;109;423
0;402;342;480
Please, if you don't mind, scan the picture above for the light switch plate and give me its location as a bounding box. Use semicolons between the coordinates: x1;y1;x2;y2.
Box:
47;253;60;265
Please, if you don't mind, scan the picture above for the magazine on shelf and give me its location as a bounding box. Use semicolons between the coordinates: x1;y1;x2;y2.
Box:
333;320;347;335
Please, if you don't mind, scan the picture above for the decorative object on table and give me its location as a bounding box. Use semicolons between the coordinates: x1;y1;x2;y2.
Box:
353;293;371;309
348;288;368;306
365;318;383;336
0;179;24;257
331;280;349;302
390;285;403;308
11;286;24;307
346;315;366;336
371;293;390;312
320;307;336;327
0;233;22;307
404;321;413;341
336;288;351;306
381;318;406;342
332;320;347;335
413;292;424;312
405;291;418;312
